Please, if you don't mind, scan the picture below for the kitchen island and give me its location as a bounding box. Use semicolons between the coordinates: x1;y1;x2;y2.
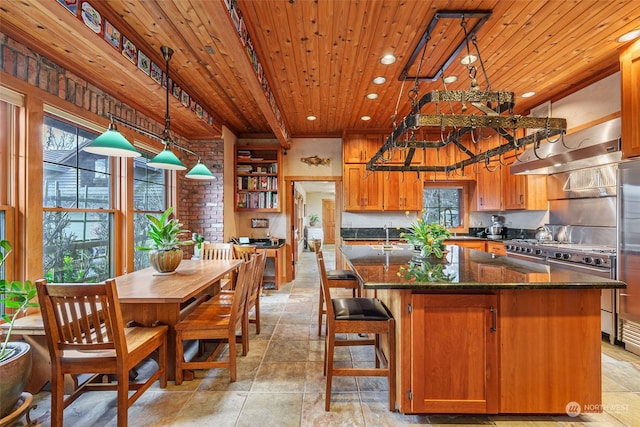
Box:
341;244;626;415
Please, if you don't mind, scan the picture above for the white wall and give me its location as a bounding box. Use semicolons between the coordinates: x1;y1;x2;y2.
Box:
284;137;342;176
551;72;620;129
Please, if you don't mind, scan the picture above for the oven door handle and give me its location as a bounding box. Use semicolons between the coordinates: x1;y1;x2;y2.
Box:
547;258;610;275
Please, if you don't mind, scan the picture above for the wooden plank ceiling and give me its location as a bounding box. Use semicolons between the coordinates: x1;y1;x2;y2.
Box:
0;0;638;147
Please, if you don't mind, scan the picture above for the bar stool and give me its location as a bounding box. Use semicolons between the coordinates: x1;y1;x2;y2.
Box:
315;250;396;411
313;240;361;336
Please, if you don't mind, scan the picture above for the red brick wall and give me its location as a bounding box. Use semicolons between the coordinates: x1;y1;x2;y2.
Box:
1;31;225;246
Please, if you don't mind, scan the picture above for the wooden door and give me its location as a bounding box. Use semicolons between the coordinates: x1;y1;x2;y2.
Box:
322;199;335;244
411;293;499;414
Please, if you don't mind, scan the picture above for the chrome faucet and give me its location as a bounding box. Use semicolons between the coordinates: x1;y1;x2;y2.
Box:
443;208;454;227
384;223;390;245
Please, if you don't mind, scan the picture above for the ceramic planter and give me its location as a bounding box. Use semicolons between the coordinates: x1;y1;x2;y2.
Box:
0;341;31;418
148;248;183;274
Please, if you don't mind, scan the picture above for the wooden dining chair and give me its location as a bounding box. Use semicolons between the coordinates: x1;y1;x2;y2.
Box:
201;243;235;289
35;279;168;427
316;250;396;411
174;256;254;384
233;244;256;261
313;239;361;336
205;250;266;337
201;242;234;261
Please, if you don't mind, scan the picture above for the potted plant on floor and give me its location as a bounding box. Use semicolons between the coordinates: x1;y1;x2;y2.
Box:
136;207;193;274
0;240;38;419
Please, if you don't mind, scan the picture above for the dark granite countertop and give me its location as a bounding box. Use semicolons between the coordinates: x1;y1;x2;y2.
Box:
245;238;285;249
340;244;626;290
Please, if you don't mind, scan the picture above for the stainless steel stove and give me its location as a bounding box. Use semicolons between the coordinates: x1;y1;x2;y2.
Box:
505;239;616;275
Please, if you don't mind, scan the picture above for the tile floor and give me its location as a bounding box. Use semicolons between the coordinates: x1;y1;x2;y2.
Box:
15;246;640;426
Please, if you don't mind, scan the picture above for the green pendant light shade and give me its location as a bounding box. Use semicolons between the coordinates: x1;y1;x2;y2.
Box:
185;160;216;180
147;145;187;170
83;46;211;180
83;122;141;157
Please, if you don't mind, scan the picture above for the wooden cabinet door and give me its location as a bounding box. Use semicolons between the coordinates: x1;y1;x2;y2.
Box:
476;159;502;211
343;133;382;163
343;164;383;211
383;171;423;211
503;165;526;210
411;293;499;414
502;151;548;210
621;39;640;159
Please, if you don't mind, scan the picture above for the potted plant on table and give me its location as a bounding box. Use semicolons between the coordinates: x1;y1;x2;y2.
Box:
191;233;206;260
400;211;451;259
0;240;39;419
136;207;193;274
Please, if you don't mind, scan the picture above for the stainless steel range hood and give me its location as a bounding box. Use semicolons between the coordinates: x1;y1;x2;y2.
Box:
510;117;621;175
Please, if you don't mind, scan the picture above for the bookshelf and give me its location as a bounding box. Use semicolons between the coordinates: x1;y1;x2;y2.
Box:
235;146;281;211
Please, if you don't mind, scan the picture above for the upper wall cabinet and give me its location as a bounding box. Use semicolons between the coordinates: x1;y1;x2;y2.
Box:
621;39;640;159
343;133;383;163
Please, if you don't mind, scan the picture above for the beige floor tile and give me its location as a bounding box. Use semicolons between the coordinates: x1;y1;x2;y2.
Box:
236;393;303;427
253;361;307;392
171;390;247;426
302;392;365;427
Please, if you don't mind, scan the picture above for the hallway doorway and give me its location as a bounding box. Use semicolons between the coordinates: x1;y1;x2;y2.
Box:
285;177;342;281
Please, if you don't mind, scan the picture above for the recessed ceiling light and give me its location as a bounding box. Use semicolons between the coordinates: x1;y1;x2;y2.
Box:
366;93;379;100
460;54;477;65
380;54;396;65
521;91;536;98
372;76;386;85
360;116;371;121
306;115;317;121
617;29;640;43
443;75;458;84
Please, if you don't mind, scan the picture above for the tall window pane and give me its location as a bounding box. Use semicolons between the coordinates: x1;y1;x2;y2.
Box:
133;154;167;271
43;116;111;209
42;116;113;282
43;211;112;282
423;188;462;227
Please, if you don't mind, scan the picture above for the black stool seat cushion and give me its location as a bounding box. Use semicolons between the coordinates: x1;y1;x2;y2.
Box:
327;270;358;281
332;298;391;321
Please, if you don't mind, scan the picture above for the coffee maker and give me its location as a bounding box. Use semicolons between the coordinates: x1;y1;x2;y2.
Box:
485;215;504;240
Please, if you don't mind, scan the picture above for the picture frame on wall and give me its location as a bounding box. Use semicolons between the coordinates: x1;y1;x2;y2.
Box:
251;218;269;228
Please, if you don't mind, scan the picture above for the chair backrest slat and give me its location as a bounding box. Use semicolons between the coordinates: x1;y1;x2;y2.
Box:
201;243;234;261
37;279;128;357
230;256;255;331
315;251;335;320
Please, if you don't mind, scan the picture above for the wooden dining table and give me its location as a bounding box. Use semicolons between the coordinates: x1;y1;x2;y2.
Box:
115;258;242;381
4;259;242;392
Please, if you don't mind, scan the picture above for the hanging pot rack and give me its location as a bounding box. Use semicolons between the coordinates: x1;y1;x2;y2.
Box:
367;11;567;174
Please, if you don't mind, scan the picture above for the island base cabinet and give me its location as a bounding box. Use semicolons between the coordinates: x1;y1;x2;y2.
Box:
499;289;602;414
410;293;499;414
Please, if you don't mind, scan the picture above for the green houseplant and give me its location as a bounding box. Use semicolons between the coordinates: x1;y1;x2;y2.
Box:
308;213;319;227
0;240;38;418
136;207;192;274
400;212;451;259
